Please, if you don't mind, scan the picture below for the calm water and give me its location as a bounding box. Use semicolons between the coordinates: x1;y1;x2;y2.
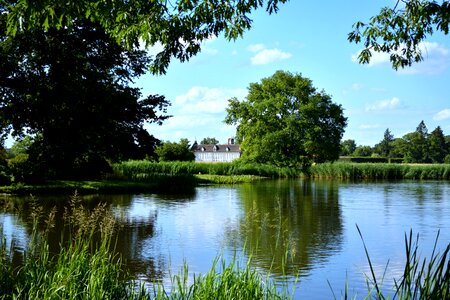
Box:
1;179;449;299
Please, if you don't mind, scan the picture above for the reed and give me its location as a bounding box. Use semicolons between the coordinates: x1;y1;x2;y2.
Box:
195;174;264;184
151;256;289;300
112;160;301;179
0;195;291;300
354;225;449;300
310;162;450;180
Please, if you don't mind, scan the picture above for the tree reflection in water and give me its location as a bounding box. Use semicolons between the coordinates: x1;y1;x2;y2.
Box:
224;179;343;277
0;194;166;282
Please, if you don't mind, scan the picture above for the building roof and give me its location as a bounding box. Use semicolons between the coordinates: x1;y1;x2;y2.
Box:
191;143;241;153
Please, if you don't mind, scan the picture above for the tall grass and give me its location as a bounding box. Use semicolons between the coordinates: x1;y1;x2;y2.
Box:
151;256;290;300
112;161;301;180
0;195;292;300
310;162;450;180
351;225;450;300
0;195;143;300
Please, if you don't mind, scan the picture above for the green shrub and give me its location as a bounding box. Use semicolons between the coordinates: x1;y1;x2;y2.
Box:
7;153;32;183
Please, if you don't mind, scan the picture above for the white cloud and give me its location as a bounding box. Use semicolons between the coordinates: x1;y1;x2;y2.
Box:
153;86;248;143
250;48;292;65
359;124;381;129
175;86;246;114
366;97;401;112
247;43;266;52
352;42;450;74
433;109;450;121
247;43;292;65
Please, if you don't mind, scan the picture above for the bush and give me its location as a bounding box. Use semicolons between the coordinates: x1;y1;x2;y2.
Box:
7;153;32;183
445;154;450;164
339;156;404;163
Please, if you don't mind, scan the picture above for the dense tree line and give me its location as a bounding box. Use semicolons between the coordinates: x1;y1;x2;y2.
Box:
341;121;450;163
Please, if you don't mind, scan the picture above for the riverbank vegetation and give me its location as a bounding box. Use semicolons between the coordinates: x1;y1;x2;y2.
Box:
112;160;300;179
1;199;448;299
1;160;450;195
309;162;450;180
0;198;289;299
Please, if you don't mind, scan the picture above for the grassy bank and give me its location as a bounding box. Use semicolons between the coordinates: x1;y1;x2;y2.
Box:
309;162;450;180
2;161;449;195
0;174;264;195
0;175;198;195
112;160;300;179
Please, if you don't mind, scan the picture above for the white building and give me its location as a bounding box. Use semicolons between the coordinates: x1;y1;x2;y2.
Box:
191;138;241;162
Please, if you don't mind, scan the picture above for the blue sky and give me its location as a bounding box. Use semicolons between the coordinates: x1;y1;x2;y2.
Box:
136;0;450;147
6;1;448;148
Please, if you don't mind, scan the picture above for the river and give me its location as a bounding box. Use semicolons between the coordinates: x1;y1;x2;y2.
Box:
1;179;449;299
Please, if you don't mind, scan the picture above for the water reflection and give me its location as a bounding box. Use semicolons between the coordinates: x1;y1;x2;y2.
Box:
225;179;343;277
1;180;449;300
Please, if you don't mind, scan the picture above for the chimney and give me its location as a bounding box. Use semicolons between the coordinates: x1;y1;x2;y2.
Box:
228;138;234;145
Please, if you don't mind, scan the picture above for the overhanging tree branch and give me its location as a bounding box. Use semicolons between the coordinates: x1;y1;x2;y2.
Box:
349;0;450;69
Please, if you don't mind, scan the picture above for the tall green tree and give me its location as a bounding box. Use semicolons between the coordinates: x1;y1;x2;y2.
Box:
391;138;407;159
428;126;447;163
377;128;395;157
401;120;429;163
353;145;373;157
0;17;170;180
4;0;288;74
340;139;357;156
200;137;219;145
224;71;347;167
349;0;450;69
155;138;195;162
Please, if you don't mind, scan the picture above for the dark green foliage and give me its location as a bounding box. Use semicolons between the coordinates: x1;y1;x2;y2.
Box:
225;71;347;168
340;139;356;156
349;0;450;69
401;121;430;163
366;121;450;164
428;126;448;163
0;15;170;180
6;153;32;183
155;139;195;162
5;0;289;74
200;137;219;144
0;145;10;185
353;145;373;157
375;128;394;157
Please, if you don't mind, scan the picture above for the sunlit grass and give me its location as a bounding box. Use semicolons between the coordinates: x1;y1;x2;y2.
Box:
112;160;300;179
310;162;450;180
